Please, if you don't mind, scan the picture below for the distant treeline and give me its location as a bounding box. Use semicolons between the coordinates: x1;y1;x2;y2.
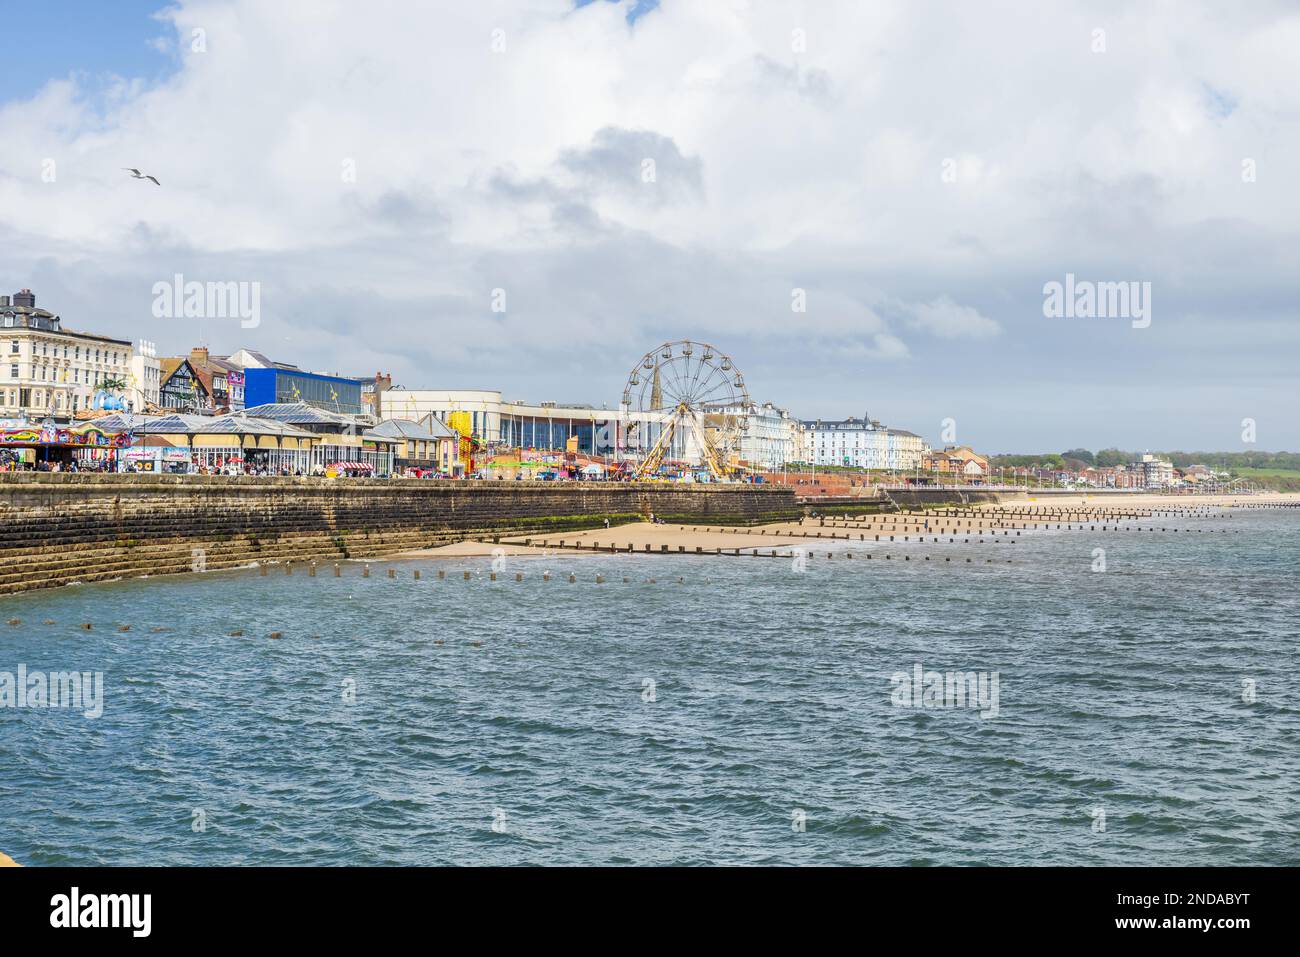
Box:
989;449;1300;471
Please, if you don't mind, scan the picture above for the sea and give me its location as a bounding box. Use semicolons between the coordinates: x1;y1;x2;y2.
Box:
1;507;1297;865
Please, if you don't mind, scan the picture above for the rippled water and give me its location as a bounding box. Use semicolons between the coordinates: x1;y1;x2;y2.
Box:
2;509;1298;865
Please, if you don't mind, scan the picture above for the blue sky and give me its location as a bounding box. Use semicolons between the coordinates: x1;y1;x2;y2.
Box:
0;1;178;99
1;0;1297;453
2;0;657;100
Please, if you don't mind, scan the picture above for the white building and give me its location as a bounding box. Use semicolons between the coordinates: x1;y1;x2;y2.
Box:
804;414;930;470
721;401;797;470
788;417;811;465
128;339;162;413
380;390;628;454
0;288;134;423
381;388;762;467
1137;453;1174;488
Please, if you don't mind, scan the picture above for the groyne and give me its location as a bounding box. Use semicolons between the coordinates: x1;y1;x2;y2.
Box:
0;474;801;595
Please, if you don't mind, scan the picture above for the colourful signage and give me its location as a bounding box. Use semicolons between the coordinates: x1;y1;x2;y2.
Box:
0;426;127;448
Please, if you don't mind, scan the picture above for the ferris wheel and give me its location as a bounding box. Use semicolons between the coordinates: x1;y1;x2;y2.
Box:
620;340;750;478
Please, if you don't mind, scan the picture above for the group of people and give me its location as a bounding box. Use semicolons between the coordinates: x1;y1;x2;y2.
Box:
0;458;116;473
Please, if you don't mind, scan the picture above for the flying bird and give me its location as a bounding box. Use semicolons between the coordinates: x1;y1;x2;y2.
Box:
123;168;161;186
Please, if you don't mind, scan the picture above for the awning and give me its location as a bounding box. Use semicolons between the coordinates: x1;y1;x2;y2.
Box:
329;461;373;470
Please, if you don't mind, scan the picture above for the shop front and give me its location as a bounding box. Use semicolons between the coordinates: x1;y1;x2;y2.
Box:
0;425;127;470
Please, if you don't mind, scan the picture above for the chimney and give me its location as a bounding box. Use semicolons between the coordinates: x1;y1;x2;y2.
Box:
0;296;9;307
190;346;210;366
12;289;35;307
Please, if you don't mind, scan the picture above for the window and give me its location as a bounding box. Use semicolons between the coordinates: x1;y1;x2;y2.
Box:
8;365;16;378
8;341;15;354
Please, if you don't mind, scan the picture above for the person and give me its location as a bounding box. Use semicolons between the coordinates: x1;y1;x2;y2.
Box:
604;517;610;528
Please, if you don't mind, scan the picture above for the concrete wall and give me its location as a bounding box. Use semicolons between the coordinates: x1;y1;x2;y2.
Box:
0;474;800;595
885;488;1009;507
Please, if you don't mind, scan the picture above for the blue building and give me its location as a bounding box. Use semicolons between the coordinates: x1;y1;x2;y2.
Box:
242;367;364;415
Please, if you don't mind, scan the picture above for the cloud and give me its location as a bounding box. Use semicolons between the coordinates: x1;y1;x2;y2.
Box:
905;297;1001;339
559;126;703;205
1;0;1299;449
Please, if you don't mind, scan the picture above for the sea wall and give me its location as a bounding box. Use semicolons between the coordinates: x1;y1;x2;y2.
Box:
804;489;1009;511
0;474;801;595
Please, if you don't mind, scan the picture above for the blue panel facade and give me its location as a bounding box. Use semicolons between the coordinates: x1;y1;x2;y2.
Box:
243;368;277;409
242;368;363;414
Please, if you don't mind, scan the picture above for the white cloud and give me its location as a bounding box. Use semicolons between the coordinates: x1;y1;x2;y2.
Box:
905;297;1001;339
1;0;1299;447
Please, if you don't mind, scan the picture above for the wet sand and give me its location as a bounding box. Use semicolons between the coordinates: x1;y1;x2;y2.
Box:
399;522;813;558
398;540;552;558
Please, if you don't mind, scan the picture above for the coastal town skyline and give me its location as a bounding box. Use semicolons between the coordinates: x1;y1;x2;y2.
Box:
2;280;1291;471
3;1;1297;452
3;0;1296;916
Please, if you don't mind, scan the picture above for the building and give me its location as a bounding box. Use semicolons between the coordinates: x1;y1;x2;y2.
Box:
223;348;364;416
803;414;931;470
175;347;245;412
242;364;364;416
787;417;811;465
380;390;627;455
720;401;797;470
160;347;238;413
365;417;458;473
0;288;134;423
361;373;393;418
91;411;318;473
241;402;398;474
1136;453;1174;488
924;445;989;477
159;358;213;413
1181;464;1221;485
127;340;162;413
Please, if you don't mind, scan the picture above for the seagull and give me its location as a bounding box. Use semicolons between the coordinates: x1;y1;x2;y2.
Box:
123;168;161;186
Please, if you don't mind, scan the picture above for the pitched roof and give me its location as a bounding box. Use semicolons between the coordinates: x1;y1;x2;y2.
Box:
158;358;211;397
365;417;457;441
89;412;315;439
240;402;356;425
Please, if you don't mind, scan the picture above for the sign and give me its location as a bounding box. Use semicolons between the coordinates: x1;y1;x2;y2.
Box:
0;426;127;448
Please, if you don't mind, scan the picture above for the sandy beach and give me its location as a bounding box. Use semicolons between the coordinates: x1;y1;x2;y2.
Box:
390;493;1299;561
388;493;1297;561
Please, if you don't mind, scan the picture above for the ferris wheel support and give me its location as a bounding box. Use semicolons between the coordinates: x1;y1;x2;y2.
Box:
634;404;682;478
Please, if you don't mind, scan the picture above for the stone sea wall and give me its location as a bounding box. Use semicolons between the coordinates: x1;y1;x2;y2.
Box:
0;474;801;595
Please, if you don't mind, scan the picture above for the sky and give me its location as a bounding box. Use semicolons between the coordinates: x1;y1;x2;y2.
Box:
0;0;1297;453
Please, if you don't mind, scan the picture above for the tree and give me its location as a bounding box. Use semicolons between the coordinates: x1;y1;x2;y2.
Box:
1061;448;1095;466
1095;448;1131;468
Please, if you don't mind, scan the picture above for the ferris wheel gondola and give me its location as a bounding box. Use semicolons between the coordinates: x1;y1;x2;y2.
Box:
619;340;750;479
